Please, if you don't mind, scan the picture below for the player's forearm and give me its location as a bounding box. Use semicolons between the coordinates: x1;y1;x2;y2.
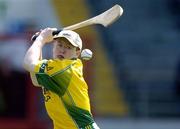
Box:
23;28;56;72
23;38;45;72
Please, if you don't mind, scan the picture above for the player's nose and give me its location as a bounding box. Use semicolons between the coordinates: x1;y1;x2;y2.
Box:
58;47;66;54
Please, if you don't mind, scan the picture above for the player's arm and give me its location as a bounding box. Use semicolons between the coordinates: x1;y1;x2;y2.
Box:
30;51;42;87
23;28;56;72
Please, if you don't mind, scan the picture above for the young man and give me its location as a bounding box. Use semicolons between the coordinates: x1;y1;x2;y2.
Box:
23;28;100;129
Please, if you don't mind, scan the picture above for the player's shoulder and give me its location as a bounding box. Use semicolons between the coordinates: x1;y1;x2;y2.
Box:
71;59;83;71
67;58;82;67
75;58;83;65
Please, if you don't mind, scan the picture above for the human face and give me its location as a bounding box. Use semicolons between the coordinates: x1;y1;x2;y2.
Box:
53;38;80;59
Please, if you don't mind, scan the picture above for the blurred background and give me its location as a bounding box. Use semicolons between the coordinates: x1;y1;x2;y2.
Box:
0;0;180;129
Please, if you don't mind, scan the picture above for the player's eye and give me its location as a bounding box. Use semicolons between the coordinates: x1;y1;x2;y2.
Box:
64;45;72;49
58;44;63;47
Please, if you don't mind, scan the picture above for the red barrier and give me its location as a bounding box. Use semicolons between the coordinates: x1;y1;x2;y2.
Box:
0;33;51;129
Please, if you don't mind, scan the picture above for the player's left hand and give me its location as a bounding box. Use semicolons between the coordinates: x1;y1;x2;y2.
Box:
32;27;57;44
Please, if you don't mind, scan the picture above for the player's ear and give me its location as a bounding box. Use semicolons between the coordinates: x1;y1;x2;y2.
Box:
76;48;81;57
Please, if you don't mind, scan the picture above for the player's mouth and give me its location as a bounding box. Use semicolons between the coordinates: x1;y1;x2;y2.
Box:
57;55;64;59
